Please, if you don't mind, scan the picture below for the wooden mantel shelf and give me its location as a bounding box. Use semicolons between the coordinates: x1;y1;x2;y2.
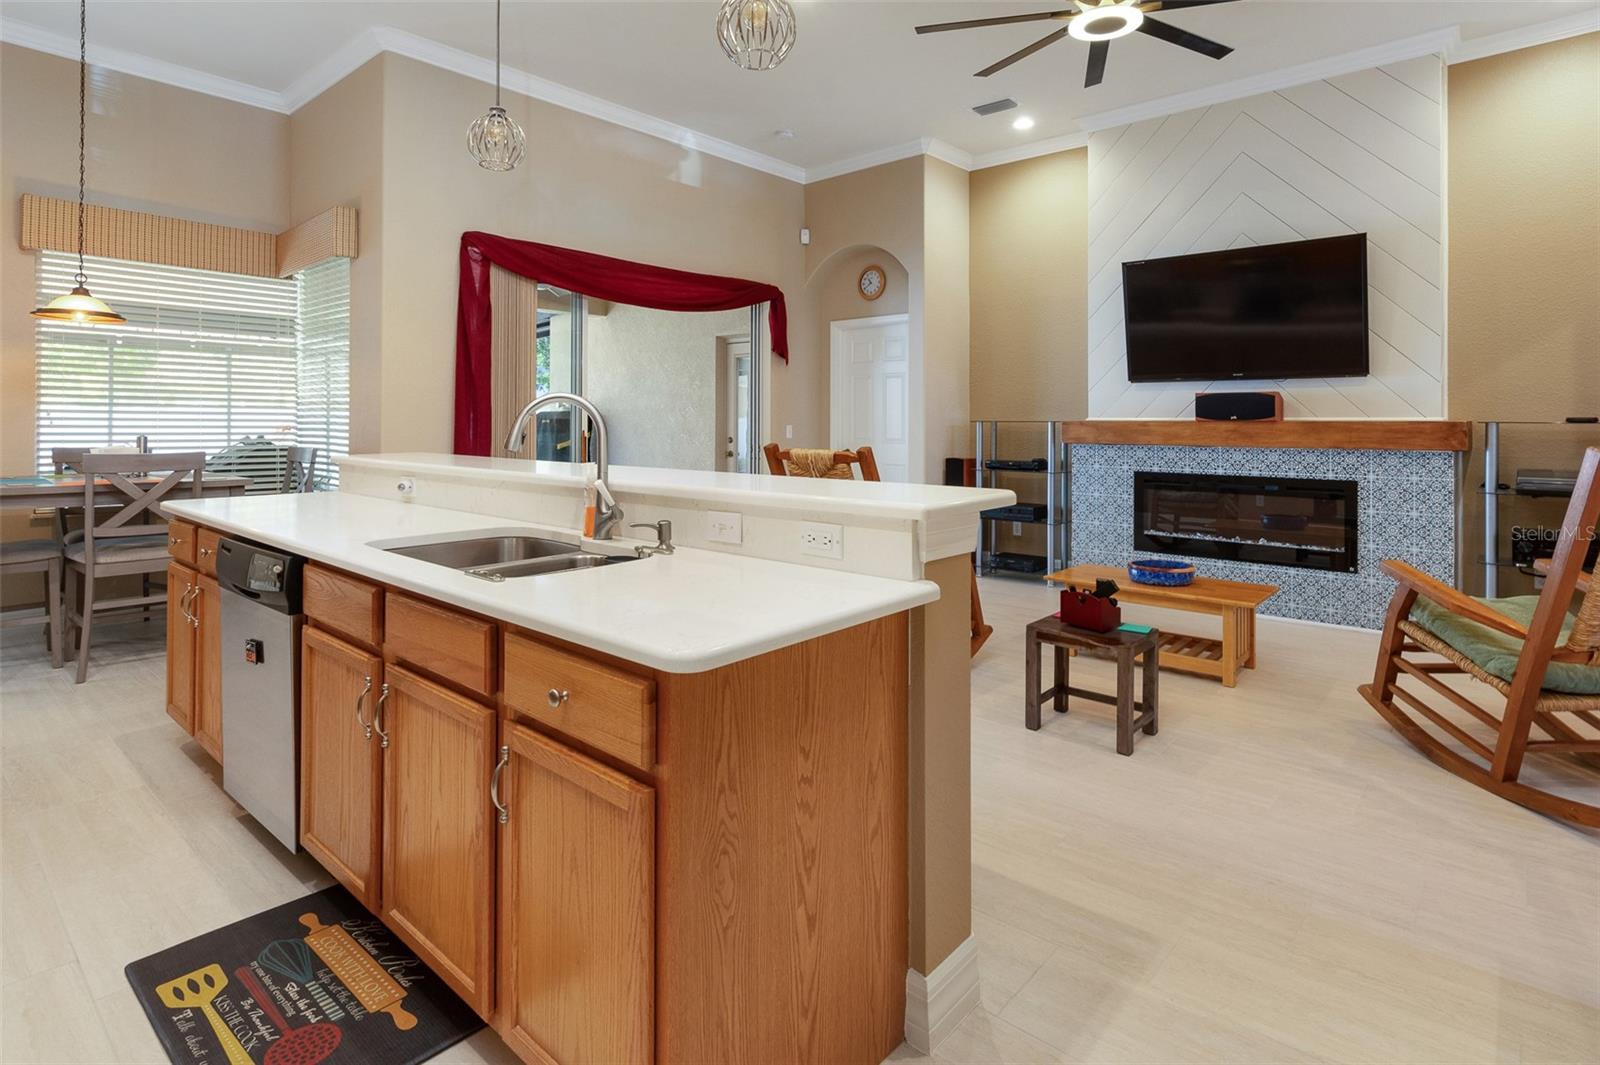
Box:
1060;419;1472;453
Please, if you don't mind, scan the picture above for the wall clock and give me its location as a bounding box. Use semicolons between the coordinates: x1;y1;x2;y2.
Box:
858;264;887;301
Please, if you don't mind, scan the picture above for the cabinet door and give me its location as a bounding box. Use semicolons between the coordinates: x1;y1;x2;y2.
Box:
164;562;196;733
497;722;654;1065
300;625;383;910
380;664;496;1017
192;573;223;763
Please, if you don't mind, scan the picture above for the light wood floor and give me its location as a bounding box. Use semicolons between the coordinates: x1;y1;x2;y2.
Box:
2;581;1597;1064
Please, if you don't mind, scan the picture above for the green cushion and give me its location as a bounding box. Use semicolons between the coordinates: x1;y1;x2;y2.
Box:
1410;594;1600;696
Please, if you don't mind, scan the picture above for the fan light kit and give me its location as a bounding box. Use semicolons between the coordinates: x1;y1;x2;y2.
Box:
1067;0;1145;41
916;0;1239;89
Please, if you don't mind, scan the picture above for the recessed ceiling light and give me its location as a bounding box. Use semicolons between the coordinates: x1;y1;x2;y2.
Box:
1067;0;1145;43
1012;115;1036;131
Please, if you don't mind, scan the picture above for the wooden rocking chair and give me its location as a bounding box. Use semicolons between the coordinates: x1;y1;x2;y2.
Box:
763;443;994;657
1359;446;1600;827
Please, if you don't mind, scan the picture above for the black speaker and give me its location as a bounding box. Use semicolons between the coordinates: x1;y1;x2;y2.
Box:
1194;391;1284;422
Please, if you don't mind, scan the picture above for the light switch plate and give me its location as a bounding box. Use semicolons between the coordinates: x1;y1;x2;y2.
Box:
800;522;843;559
706;510;743;545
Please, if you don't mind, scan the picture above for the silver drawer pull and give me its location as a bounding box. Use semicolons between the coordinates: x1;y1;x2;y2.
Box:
373;682;392;749
490;744;510;825
169;535;182;546
199;546;212;558
354;675;372;737
547;688;570;708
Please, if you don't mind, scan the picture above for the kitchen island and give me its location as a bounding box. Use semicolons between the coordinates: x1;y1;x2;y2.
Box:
165;454;1011;1064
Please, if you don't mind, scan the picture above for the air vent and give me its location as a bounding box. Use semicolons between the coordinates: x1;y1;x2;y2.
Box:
972;98;1018;117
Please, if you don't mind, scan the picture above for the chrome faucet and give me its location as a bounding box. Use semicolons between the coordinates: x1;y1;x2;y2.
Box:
504;392;624;540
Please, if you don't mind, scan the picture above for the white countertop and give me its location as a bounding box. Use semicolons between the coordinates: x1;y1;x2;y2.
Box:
341;453;1014;523
166;493;939;673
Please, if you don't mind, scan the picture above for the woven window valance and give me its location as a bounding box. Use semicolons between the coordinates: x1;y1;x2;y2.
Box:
18;194;356;279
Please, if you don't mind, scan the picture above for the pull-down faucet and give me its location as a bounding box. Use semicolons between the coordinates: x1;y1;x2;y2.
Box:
504;393;623;540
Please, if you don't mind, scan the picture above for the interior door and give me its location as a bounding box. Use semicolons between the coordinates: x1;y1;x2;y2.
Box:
720;336;752;472
831;317;911;481
300;625;383;909
381;664;496;1018
496;721;654;1065
165;561;195;733
193;573;223;763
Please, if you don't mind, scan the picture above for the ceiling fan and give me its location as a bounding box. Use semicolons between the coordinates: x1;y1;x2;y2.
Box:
915;0;1241;88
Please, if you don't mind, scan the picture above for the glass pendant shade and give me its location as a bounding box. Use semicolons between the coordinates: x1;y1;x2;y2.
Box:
468;105;526;171
716;0;797;71
32;282;126;325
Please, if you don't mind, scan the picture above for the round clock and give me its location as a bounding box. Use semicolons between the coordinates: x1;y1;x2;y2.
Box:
858;264;887;301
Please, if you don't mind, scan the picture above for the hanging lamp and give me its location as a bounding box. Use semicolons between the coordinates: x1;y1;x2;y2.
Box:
716;0;797;71
32;0;124;325
466;0;526;171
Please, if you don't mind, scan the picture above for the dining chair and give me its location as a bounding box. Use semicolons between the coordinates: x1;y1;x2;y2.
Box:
0;540;64;669
63;452;205;684
1360;446;1600;827
285;446;319;493
762;442;996;656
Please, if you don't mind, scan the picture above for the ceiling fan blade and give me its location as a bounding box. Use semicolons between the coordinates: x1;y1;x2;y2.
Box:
976;26;1072;77
1138;16;1234;60
1144;1;1241;10
915;9;1074;35
1085;40;1110;87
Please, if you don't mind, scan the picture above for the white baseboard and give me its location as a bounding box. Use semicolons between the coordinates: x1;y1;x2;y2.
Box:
904;935;981;1053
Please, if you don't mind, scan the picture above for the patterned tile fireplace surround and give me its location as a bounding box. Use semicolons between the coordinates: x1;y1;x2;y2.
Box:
1069;442;1458;630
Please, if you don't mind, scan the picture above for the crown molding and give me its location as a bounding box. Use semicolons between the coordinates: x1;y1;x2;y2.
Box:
970;131;1092;171
803;139;932;183
0;15;286;112
1074;26;1462;131
1448;7;1600;64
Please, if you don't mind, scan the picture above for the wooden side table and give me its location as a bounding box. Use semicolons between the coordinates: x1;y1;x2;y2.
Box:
1025;615;1160;756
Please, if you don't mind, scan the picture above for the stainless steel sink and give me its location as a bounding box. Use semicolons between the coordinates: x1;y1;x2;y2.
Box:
384;535;579;569
464;553;637;581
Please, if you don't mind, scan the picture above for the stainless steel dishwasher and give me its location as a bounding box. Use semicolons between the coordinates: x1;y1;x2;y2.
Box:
216;537;304;851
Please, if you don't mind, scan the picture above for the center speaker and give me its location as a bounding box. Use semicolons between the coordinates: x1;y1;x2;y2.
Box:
1194;391;1284;422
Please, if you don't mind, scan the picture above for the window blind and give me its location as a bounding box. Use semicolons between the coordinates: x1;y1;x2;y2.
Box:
34;250;349;492
294;257;351;488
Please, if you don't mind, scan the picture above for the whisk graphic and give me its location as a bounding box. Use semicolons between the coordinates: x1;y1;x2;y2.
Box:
259;939;346;1021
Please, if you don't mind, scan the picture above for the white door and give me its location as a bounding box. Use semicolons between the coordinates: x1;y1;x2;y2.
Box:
830;316;910;482
721;337;751;473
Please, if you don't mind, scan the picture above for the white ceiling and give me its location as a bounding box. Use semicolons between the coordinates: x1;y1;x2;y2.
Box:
2;1;1597;181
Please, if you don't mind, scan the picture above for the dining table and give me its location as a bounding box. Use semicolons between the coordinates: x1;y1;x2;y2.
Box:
0;471;251;514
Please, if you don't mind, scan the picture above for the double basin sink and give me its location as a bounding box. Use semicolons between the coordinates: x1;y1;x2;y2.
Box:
383;533;637;581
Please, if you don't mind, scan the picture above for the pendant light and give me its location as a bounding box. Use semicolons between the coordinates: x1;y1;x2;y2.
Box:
466;0;526;171
716;0;797;71
32;0;124;325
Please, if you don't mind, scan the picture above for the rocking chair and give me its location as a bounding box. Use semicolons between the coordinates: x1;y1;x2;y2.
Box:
1360;446;1600;827
762;443;994;657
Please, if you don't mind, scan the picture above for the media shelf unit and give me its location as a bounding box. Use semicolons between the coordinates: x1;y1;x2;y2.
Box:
974;420;1067;578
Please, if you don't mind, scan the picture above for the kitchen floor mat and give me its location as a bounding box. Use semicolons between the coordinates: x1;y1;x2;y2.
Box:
125;884;484;1064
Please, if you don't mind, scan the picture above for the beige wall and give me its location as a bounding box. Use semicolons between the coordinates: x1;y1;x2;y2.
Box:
969;149;1089;423
1448;33;1600;594
922;158;971;480
801;246;909;447
372;54;809;454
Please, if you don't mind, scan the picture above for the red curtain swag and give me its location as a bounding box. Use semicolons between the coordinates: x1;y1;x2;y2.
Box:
454;231;789;456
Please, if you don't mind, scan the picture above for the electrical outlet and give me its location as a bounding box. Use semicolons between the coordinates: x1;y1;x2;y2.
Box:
1012;521;1022;536
706;510;743;545
800;522;843;559
785;425;794;440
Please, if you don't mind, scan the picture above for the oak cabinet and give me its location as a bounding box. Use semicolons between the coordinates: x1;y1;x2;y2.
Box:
496;722;654;1065
164;561;197;734
381;664;497;1018
193;573;223;762
300;625;384;911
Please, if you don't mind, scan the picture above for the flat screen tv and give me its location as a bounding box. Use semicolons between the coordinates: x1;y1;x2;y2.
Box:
1121;233;1369;383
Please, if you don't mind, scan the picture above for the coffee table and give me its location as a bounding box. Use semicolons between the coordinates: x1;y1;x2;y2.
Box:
1045;564;1278;687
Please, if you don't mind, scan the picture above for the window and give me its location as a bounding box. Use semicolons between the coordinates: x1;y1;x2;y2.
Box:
33;251;351;491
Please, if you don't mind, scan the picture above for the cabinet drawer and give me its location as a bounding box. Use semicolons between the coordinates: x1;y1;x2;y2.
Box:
304;564;383;648
195;527;222;578
166;520;197;566
504;632;656;770
387;593;496;698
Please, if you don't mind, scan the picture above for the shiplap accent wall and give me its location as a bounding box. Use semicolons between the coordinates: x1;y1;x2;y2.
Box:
1086;55;1446;419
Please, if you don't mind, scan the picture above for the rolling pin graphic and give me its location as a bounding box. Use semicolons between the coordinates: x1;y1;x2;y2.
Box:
298;913;418;1030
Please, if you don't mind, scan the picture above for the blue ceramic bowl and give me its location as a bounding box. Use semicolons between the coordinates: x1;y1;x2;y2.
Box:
1128;558;1197;587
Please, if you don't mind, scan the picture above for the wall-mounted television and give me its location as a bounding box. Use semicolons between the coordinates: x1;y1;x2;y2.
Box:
1121;233;1369;383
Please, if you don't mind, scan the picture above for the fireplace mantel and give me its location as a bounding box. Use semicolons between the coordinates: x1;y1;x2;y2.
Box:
1060;420;1471;453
